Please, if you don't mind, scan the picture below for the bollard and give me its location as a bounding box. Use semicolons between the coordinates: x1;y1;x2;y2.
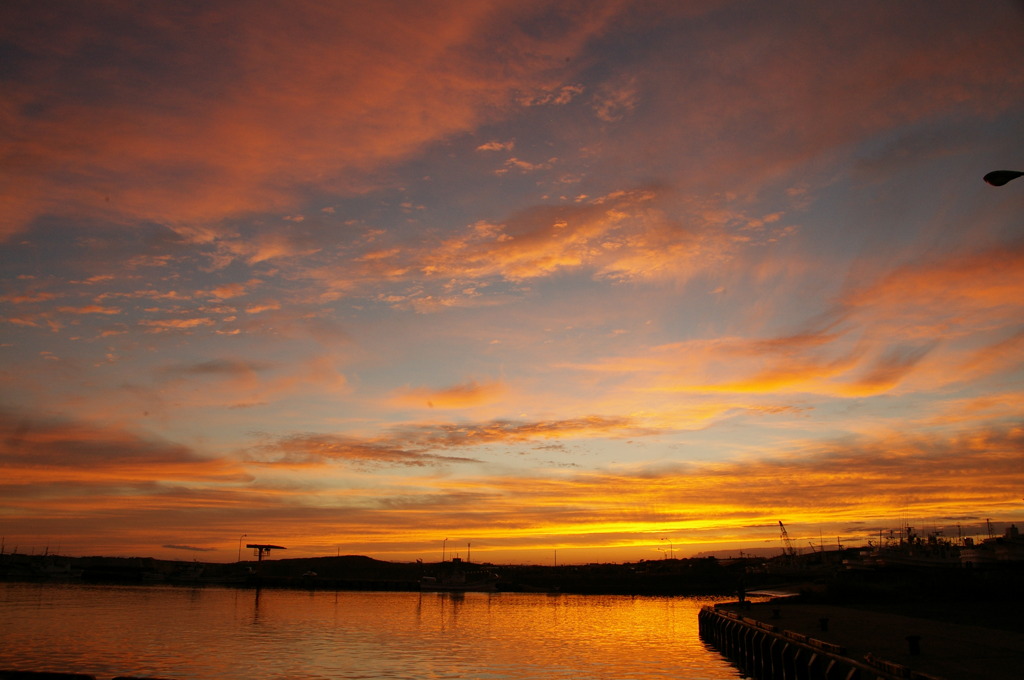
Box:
906;634;921;655
819;617;829;632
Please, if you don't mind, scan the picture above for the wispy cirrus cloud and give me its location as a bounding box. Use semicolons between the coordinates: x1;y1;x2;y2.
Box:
567;242;1024;401
160;359;274;379
162;544;217;553
251;414;650;468
250;433;480;468
398;415;649;447
838;244;1024;338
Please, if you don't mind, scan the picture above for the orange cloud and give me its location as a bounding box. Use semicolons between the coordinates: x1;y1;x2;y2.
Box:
568;330;849;397
840;246;1024;337
417;189;741;285
1;291;60;304
288;187;799;316
139;317;217;332
393;380;506;409
476;140;515;152
565;243;1024;401
244;302;281;315
208;280;260;300
58;305;121;316
0;409;249;487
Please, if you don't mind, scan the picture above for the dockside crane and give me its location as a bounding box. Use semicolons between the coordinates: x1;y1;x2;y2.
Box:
778;521;797;557
246;543;286;561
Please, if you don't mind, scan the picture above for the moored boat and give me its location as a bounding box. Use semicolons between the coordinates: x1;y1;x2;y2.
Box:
420;558;498;592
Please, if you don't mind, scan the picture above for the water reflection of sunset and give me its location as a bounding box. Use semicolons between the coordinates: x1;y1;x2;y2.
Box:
0;585;737;678
1;1;1022;564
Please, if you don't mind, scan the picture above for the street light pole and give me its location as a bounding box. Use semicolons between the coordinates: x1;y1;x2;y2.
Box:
237;533;246;562
442;537;448;562
984;170;1023;186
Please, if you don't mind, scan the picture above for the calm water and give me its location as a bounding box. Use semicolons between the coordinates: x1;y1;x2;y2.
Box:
0;583;745;679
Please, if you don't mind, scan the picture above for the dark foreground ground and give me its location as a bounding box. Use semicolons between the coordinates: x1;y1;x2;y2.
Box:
716;597;1024;680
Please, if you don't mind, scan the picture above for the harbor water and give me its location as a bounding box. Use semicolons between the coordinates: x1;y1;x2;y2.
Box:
0;582;746;679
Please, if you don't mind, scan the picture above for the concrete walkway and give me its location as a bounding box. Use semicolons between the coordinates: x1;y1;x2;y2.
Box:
717;601;1024;680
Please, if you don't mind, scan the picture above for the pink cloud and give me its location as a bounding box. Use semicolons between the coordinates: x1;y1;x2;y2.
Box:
0;1;621;241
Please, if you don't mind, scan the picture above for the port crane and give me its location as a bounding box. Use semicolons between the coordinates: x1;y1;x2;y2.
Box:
778;521;797;557
246;543;286;561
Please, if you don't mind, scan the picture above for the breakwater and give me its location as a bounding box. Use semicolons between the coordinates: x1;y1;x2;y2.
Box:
698;605;943;680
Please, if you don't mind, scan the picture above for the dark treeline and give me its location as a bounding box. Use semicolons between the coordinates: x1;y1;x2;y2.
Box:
1;552;749;595
3;549;1020;607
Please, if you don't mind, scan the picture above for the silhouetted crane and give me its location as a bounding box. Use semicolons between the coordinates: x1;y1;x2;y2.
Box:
246;543;286;561
778;521;796;557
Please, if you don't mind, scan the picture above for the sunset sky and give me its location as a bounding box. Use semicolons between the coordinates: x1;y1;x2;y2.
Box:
2;0;1023;565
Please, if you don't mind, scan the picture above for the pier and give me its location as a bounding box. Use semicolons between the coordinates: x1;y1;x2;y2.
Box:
699;600;1024;680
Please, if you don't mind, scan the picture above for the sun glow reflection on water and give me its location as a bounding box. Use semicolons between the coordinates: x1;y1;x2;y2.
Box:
0;583;745;679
